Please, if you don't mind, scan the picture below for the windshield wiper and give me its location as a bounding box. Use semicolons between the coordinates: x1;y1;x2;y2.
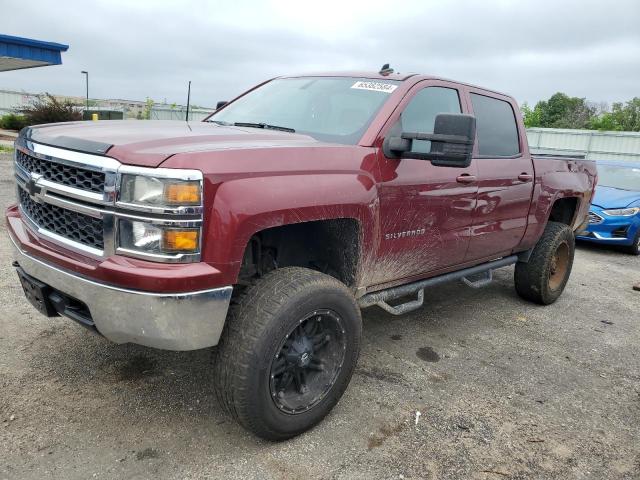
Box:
233;122;295;133
207;120;233;125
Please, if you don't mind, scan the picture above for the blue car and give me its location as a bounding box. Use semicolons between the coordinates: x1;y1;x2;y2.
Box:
576;160;640;255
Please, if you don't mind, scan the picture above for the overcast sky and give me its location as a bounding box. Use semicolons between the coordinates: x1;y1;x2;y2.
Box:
2;0;639;108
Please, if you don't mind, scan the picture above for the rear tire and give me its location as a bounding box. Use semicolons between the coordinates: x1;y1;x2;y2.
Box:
514;221;575;305
213;267;362;441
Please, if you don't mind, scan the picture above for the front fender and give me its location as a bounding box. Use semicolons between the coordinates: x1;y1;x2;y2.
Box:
203;173;379;284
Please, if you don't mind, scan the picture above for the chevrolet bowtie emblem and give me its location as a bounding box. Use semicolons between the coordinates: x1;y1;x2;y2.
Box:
25;174;44;203
25;177;41;197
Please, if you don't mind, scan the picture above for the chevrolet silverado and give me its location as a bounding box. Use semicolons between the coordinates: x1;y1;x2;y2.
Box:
7;70;597;440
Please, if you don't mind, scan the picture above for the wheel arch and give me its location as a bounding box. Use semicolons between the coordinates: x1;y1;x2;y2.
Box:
203;174;378;286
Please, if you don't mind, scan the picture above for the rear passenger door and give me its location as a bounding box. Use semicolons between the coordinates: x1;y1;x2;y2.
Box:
463;91;534;261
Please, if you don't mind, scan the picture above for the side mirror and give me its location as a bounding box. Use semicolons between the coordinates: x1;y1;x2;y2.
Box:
216;101;228;110
383;113;476;168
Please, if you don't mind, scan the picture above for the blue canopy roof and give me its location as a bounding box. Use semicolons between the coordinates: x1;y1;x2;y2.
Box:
0;34;68;72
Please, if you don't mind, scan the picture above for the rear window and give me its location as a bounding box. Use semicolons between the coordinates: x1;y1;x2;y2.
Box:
470;93;520;157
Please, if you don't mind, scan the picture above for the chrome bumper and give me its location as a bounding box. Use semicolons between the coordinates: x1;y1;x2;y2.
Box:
10;236;232;351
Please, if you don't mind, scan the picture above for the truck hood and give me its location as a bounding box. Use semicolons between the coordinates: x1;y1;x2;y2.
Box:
22;120;326;167
591;185;640;209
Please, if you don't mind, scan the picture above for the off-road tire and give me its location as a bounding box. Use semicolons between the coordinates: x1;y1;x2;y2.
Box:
213;267;362;441
622;231;640;255
514;221;575;305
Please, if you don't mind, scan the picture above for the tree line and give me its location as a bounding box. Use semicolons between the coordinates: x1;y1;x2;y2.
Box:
521;93;640;132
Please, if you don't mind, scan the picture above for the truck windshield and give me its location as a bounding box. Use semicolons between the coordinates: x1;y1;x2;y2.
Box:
207;77;400;144
597;164;640;191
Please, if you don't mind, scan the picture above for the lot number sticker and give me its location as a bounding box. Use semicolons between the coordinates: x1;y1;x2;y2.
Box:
351;81;398;93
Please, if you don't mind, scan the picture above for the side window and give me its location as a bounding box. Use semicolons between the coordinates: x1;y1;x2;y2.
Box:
399;87;461;153
470;93;520;157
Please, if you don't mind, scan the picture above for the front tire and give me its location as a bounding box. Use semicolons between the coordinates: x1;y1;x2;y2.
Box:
514;221;575;305
213;267;362;441
622;230;640;255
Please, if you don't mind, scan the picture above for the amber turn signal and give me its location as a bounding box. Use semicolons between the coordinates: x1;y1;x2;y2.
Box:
162;229;199;252
164;182;201;205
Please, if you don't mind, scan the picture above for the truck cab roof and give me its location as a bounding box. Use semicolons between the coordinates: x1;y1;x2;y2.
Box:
279;71;512;99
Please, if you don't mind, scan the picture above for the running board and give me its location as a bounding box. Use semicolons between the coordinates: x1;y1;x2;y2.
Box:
375;289;425;316
358;255;519;315
461;270;493;288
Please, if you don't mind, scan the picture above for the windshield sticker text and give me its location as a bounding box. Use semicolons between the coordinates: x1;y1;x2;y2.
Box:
351;81;398;93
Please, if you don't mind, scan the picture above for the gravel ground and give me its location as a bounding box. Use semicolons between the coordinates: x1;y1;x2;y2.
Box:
0;151;638;479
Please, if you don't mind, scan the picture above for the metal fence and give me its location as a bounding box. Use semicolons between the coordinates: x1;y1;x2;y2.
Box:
150;106;212;122
526;128;640;162
0;89;39;115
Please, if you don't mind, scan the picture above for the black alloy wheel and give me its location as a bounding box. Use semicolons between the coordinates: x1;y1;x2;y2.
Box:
269;309;346;414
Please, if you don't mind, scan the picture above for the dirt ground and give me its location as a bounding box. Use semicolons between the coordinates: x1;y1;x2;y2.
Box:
0;151;638;480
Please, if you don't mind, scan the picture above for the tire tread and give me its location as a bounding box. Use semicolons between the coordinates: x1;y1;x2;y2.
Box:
212;267;360;439
514;221;575;305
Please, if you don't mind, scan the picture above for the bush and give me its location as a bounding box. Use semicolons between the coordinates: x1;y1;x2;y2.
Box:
0;113;28;131
19;93;82;126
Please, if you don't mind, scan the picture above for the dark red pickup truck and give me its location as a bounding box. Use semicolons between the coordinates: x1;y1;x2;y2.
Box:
7;71;597;440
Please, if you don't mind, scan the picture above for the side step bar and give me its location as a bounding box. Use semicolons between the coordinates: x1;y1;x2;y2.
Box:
358;255;519;315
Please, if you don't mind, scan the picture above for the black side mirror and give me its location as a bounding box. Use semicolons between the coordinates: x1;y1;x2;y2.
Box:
216;101;228;110
383;113;476;168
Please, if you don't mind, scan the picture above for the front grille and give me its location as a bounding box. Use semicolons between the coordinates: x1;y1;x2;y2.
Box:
18;188;104;250
588;212;603;224
16;150;105;194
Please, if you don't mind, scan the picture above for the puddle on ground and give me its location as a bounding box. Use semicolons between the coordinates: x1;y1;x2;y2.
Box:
135;448;160;460
416;346;440;362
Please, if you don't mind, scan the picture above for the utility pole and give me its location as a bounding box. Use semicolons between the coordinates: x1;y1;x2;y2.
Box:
185;81;191;122
81;71;89;116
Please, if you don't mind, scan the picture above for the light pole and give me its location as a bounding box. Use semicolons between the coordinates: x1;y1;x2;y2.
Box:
81;71;89;117
186;80;191;122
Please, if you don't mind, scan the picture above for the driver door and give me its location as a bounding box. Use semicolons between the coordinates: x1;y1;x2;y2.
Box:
370;82;478;288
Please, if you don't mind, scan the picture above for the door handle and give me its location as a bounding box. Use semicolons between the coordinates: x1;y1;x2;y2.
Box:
456;174;476;184
517;173;533;182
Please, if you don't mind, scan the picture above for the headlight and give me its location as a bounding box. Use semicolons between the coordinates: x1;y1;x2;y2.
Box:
602;207;640;217
119;174;201;207
116;168;203;262
118;219;200;256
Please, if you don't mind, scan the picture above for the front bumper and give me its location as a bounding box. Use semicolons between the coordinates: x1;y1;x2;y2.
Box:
576;207;640;246
10;234;233;351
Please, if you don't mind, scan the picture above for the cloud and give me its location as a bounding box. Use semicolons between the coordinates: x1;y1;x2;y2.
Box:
1;0;638;107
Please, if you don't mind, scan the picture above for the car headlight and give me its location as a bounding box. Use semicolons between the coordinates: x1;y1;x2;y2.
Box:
602;207;640;217
116;168;203;262
119;174;201;207
118;219;200;256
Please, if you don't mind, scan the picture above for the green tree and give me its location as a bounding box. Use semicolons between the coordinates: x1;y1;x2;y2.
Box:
610;98;640;131
535;93;595;129
527;94;640;132
589;111;620;131
143;97;154;120
521;102;541;128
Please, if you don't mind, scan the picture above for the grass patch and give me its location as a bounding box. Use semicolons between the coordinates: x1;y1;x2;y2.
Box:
0;145;14;154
